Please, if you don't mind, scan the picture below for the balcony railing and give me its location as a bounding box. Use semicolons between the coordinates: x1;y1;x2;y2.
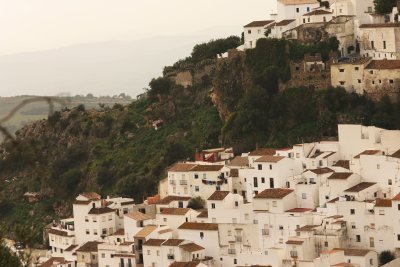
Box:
262;229;270;236
179;180;188;185
228;249;236;255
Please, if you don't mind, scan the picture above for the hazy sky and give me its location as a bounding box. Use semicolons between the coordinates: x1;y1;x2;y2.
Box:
0;0;275;56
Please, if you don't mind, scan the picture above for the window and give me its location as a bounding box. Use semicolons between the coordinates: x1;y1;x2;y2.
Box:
339;81;345;86
248;30;251;34
351;223;356;229
296;153;300;158
195;186;199;192
261;177;265;183
398;234;400;241
157;250;160;256
270;178;274;188
390;79;394;84
370;70;373;74
303;18;306;23
258;29;261;34
371;41;375;49
323;16;326;22
200;232;204;239
211;203;216;209
383;41;386;49
356;235;361;242
245;213;249;220
203;173;206;179
272;201;277;207
86;229;89;235
235;201;238;207
350;209;355;215
379;79;382;84
102;228;107;235
296;7;299;12
377;164;380;169
234;259;237;264
279;225;284;230
398;204;400;210
339;68;344;72
269;164;272;170
94;229;98;235
102;216;106;222
228;230;232;236
307;7;310;11
379;210;385;215
302;193;307;199
258;164;262;170
147;250;150;255
163;218;167;222
85;216;89;222
372;80;375;84
108;215;112;221
194;174;198;179
324;241;328;247
355;67;359;71
389;179;393;185
253;177;258;188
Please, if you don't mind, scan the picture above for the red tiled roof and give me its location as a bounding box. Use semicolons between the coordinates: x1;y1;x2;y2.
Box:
76;241;103;252
275;19;296;26
333;160;350;170
333;248;371;256
168;163;197;172
304;9;332;16
208;191;230;201
328;172;353;180
286;208;313;213
88;207;114;215
191;165;224;172
179;243;205;252
143;239;166;247
344;182;376;193
178;222;218;231
286;240;304;245
254;188;294;199
391;149;400;159
249;148;276;156
161;208;190;216
244;20;274;28
228;156;249;167
230;169;239;177
163;239;185;247
158;196;191;204
80;192;101;200
353;150;380;158
393;193;400;201
375;198;392;207
307;167;334;175
254;155;285;163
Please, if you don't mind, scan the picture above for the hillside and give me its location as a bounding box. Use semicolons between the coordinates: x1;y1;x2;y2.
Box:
1;37;400;246
0;95;132;135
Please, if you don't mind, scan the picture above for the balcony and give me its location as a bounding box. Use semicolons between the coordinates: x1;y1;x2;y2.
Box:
179;180;188;185
167;254;175;260
262;229;270;236
169;180;176;185
235;236;242;242
228;249;236;255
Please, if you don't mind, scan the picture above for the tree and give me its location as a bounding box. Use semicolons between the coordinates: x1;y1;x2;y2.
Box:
187;197;206;210
379;250;395;265
0;242;21;267
374;0;397;14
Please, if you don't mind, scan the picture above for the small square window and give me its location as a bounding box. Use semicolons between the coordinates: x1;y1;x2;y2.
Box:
211;203;216;209
302;193;307;199
350;209;355;215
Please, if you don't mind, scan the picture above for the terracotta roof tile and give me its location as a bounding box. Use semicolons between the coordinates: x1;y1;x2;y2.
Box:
208;191;230;201
76;241;103;252
275;19;296;26
143;239;166;246
353;150;381;158
48;229;73;237
390;149;400;159
307;167;334;175
296;225;318;232
328;172;353;180
344;182;376;193
333;160;350;170
65;245;78;252
254;155;285;163
197;209;208;218
286;208;313;213
126;211;152;221
191;165;224;172
160;208;190;216
244;20;274;28
168;163;197;172
178;222;218;231
88;207;114;215
179;243;205;252
230;169;239;177
304;9;332;16
169;262;201;267
254;188;293;199
134;225;157;238
228;156;249;167
249;148;276;156
392;193;400;201
163;239;185;246
375;198;392;207
158;196;191;204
